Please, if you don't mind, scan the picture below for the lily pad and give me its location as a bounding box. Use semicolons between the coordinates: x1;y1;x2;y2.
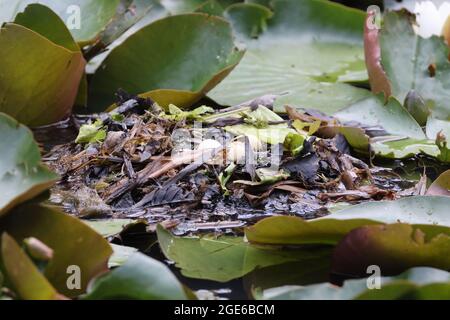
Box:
257;267;450;300
0;113;58;217
84;219;135;238
109;244;138;268
335;95;426;139
0;0;121;44
209;0;370;113
88;13;244;111
0;23;85;126
1;233;61;300
246;196;450;245
83;252;188;300
0;203;112;297
427;169;450;196
157;225;332;282
379;10;450;119
332;224;450;277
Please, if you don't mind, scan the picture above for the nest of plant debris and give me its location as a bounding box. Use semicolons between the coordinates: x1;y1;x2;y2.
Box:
44;93;423;234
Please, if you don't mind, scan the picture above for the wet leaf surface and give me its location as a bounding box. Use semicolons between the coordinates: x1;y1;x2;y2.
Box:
0;203;112;297
83;252;188;300
0;0;121;44
257;267;450;300
209;0;370;113
89;14;244;111
0;113;58;216
246;196;450;245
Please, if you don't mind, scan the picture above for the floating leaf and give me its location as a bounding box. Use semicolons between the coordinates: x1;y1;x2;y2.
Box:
335;95;426;139
109;244;138;268
157;225;331;282
89;14;244;111
427;169;450;196
0;0;121;44
332;224;450;277
0;204;112;297
0;113;58;217
246;196;450;245
209;0;370;113
257;267;450;300
83;252;188;300
379;10;450;119
1;233;61;300
0;23;85;126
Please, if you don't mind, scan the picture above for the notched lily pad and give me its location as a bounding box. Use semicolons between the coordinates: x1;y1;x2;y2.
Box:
89;13;244;111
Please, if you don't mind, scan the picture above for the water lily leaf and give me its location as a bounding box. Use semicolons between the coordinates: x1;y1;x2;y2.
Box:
335;95;426;139
0;203;112;297
0;114;58;217
109;244;138;268
332;224;450;277
83;252;188;300
13;4;80;52
427;169;450;196
84;219;136;238
89;14;244;111
0;23;85;126
371;137;440;159
1;233;62;300
379;10;450;119
426;117;450;140
246;196;450;245
0;0;121;44
257;267;450;300
209;0;370;113
157;225;332;282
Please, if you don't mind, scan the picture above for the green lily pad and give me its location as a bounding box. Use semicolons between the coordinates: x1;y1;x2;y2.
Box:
371;137;440;159
13;4;80;52
257;267;450;300
88;13;244;111
209;0;370;113
335;95;426;139
0;203;112;297
83;252;188;300
0;23;85;126
0;0;121;44
109;244;138;268
246;196;450;245
1;233;61;300
84;219;136;238
0;113;58;216
157;225;332;282
332;223;450;277
379;10;450;119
